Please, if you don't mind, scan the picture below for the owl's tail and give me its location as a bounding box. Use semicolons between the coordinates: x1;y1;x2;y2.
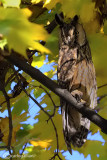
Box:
62;103;90;152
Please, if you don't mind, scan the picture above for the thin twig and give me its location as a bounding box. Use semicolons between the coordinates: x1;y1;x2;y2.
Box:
5;69;20;87
2;88;13;159
98;84;107;89
0;96;12;107
98;94;107;104
31;84;56;118
0;146;8;149
49;119;62;160
20;142;28;156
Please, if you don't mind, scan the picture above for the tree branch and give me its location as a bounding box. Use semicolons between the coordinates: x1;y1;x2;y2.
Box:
2;88;13;159
2;51;107;135
98;83;107;89
20;142;28;156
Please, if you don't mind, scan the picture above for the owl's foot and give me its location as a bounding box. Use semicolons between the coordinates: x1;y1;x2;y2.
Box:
71;90;84;102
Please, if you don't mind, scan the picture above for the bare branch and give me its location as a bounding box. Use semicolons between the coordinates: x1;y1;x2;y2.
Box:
97;94;107;104
98;83;107;89
0;146;8;149
20;142;28;156
2;88;13;159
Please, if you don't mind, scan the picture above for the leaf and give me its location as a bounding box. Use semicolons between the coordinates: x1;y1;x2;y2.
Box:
40;91;60;113
34;3;61;24
78;140;106;159
104;21;107;35
0;117;20;145
88;33;107;94
12;95;29;115
30;139;52;148
16;124;33;139
33;87;43;98
3;0;21;8
44;69;57;79
80;2;95;23
31;54;45;68
98;105;107;119
0;39;7;49
45;28;59;55
0;8;50;58
43;0;61;9
61;0;95;21
23;147;65;160
32;108;66;152
31;0;41;4
31;0;61;9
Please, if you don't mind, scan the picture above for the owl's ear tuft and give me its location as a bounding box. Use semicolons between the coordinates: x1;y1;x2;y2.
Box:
55;13;64;26
71;15;79;25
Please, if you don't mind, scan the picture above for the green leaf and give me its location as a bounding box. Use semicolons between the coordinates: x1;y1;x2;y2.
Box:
46;28;59;56
12;95;29;115
78;140;106;159
104;21;107;35
33;87;43;98
16;124;33;139
32;108;66;152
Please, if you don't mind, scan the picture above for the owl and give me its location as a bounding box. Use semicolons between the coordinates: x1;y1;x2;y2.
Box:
56;15;97;154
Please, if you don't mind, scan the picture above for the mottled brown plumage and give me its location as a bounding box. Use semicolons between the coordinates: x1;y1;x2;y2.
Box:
57;15;97;153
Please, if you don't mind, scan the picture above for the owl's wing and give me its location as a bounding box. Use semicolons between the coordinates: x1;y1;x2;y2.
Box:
58;47;97;153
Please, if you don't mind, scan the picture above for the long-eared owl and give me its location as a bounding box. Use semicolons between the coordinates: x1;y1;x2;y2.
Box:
56;15;97;154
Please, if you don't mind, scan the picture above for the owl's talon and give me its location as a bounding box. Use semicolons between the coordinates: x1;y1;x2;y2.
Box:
71;90;83;102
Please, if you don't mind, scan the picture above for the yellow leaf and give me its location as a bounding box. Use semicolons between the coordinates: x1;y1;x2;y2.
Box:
0;117;20;145
31;54;45;68
43;0;61;9
22;8;32;18
31;0;61;9
30;139;52;148
0;112;28;145
80;2;95;22
0;8;49;58
3;0;21;8
88;33;107;88
31;0;41;4
61;0;95;22
32;41;50;54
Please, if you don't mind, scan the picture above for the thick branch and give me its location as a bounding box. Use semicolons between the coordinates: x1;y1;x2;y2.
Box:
2;51;107;134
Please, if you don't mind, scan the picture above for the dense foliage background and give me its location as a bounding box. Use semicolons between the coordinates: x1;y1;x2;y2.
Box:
0;0;107;160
